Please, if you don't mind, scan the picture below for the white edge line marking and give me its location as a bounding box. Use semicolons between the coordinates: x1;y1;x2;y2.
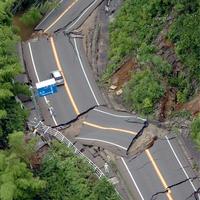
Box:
37;8;56;28
121;157;145;200
94;108;147;122
73;38;100;105
28;43;40;82
137;116;147;121
66;0;99;31
36;0;63;28
75;137;127;150
165;136;200;199
45;96;58;126
94;108;137;118
28;42;58;126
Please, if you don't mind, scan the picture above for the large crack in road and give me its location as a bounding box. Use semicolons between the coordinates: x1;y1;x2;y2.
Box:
151;177;200;200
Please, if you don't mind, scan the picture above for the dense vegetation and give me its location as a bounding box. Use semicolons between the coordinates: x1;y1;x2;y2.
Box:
106;0;200;115
1;133;120;200
0;0;29;147
169;3;200;100
0;0;57;146
124;70;164;115
0;132;45;200
38;142;120;200
105;0;172;78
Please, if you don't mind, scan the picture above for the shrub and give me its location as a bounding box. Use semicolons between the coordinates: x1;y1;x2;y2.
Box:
104;0;174;79
20;1;58;27
38;141;120;200
0;1;28;146
124;70;164;115
20;7;42;26
191;115;200;149
169;7;200;86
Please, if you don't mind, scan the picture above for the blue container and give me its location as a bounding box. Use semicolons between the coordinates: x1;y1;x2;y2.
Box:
36;78;58;97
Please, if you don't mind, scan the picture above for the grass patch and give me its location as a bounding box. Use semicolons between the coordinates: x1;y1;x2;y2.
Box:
124;70;164;115
191;115;200;149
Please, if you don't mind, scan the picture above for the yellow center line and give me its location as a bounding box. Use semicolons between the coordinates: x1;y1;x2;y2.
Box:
50;37;80;115
84;121;173;200
83;121;137;135
45;4;175;199
44;0;79;33
145;149;174;200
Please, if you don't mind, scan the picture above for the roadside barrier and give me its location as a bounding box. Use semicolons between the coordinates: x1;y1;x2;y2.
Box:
28;120;105;178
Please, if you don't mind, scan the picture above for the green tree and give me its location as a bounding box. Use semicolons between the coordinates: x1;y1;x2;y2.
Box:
20;1;58;27
39;141;119;200
124;70;164;115
8;132;38;163
104;0;174;79
169;5;200;94
0;99;28;147
0;0;29;147
20;7;42;26
89;178;120;200
0;132;46;200
0;0;15;25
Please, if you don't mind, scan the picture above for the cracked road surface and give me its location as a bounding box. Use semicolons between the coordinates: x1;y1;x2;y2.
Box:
23;32;144;154
120;136;200;200
35;0;104;33
22;0;200;199
76;106;143;155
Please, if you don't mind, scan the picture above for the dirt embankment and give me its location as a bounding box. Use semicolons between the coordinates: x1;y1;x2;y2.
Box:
179;95;200;116
13;13;34;41
111;58;138;89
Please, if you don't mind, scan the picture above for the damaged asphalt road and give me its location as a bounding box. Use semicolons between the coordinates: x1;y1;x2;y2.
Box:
151;177;200;200
22;0;200;199
23;32;146;155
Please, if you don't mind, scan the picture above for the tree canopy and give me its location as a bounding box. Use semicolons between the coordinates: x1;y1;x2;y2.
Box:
20;1;58;27
38;141;120;200
0;0;28;147
124;70;164;115
105;0;200;115
169;5;200;90
0;132;46;200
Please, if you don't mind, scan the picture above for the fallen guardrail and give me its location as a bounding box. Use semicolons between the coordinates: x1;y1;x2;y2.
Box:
28;120;105;178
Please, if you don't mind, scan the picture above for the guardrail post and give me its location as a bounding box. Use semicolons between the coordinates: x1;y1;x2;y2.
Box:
30;122;105;179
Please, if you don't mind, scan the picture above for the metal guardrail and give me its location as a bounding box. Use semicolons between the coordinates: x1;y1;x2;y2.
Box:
28;120;105;178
